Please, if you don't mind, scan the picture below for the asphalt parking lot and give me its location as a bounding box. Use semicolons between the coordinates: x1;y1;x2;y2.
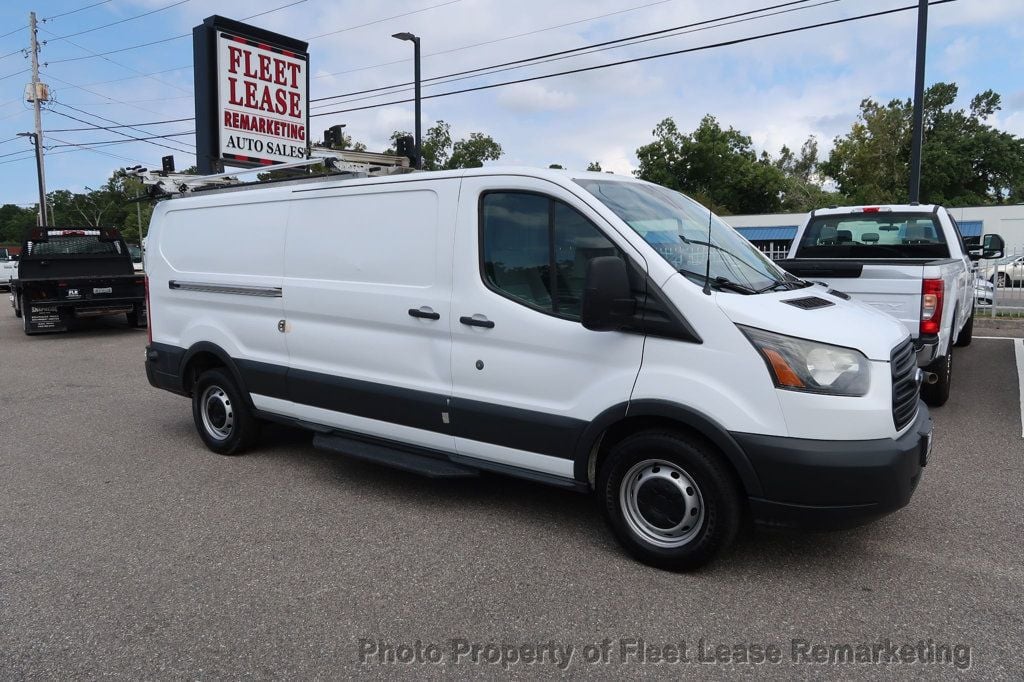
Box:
1;314;1022;679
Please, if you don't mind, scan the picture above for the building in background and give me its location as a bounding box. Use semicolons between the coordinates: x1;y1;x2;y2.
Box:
725;205;1024;260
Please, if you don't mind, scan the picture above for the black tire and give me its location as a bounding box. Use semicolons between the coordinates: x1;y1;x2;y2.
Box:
126;304;147;328
191;368;260;455
13;294;21;318
954;306;974;347
20;296;35;335
597;430;741;571
995;272;1009;287
921;346;953;407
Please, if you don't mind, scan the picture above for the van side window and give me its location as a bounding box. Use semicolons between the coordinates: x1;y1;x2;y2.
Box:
481;191;618;320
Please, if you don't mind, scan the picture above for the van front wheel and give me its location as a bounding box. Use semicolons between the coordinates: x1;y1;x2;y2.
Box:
598;431;741;571
191;368;259;455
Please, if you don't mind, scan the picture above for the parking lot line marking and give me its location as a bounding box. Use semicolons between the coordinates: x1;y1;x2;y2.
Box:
1016;339;1024;439
975;336;1024;340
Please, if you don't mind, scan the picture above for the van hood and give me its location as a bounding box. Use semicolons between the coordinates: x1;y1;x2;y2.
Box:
713;283;910;361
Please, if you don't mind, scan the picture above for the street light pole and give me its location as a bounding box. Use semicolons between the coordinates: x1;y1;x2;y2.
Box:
908;0;928;203
392;32;422;169
18;132;46;227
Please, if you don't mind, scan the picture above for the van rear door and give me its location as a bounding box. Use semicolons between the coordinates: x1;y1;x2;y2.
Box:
448;176;646;479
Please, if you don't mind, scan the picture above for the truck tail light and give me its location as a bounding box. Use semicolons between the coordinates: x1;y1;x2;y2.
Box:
144;274;152;344
920;278;943;335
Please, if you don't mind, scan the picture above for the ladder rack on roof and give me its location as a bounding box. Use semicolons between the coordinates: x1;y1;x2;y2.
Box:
126;148;412;199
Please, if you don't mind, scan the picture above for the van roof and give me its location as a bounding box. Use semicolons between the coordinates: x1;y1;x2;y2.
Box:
154;165;639;206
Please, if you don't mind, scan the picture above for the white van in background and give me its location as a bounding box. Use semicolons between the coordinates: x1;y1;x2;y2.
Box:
144;167;932;570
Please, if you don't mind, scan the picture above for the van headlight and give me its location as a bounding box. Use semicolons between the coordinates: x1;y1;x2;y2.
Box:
738;325;870;397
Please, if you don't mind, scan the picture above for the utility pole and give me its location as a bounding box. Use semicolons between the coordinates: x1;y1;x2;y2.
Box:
28;12;48;226
908;0;928;203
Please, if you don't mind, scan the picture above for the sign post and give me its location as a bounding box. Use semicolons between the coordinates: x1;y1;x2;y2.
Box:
193;15;309;174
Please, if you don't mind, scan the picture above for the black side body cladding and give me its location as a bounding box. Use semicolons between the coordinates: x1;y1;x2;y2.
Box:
147;341;930;530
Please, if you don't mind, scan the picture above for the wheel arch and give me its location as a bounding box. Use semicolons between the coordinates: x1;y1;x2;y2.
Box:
573;399;764;497
180;342;249;399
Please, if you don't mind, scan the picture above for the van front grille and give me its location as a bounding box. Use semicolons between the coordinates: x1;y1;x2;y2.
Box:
891;338;919;431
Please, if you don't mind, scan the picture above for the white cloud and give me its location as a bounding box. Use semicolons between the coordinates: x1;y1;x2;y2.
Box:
496;82;578;111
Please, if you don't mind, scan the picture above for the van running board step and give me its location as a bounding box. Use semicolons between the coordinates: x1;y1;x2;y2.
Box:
312;433;480;479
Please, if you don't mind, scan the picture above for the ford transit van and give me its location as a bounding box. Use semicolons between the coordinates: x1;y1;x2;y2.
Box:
144;167;932;570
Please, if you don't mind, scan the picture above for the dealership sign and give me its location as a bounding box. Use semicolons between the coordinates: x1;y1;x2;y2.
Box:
193;16;309;172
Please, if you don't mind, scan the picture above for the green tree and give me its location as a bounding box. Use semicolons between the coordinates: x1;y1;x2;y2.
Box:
774;136;836;211
0;204;37;244
389;120;502;170
586;161;602;172
821;82;1024;205
548;163;564;169
634;115;788;214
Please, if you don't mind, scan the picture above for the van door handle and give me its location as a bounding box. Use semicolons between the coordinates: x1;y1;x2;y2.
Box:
459;315;495;328
408;307;440;320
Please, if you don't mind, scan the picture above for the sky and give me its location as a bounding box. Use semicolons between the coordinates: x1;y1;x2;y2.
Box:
0;0;1022;207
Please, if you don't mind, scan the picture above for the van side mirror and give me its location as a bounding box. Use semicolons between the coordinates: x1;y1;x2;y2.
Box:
969;233;1004;261
581;256;635;331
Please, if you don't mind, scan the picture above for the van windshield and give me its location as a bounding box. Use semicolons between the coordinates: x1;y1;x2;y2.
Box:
794;213;950;259
575;179;793;293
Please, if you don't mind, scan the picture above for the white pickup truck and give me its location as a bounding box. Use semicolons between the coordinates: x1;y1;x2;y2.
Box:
0;248;17;290
779;204;1005;406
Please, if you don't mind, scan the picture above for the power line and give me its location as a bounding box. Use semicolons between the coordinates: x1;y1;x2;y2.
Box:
313;0;683;80
48;131;196;148
46;0;192;42
58;95;195;106
0;146;34;159
0;48;26;62
311;0;822;106
307;0;463;40
311;0;957;118
42;0;114;22
53;101;196;151
45;105;196;155
0;68;28;82
44;134;158;165
43;71;175;118
0;151;38;166
42;65;192;93
38;27;192;95
0;25;28;41
42;0;306;64
44;116;195;133
41;0;679;92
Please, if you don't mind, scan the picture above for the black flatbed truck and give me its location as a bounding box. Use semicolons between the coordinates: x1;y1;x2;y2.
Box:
10;227;146;335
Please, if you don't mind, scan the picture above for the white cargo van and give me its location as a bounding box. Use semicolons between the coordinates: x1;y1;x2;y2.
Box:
144;167;932;570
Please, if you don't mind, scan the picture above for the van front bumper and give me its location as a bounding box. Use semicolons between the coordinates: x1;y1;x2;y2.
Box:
733;404;931;530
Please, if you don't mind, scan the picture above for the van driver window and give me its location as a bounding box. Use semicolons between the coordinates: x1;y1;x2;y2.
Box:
481;192;618;320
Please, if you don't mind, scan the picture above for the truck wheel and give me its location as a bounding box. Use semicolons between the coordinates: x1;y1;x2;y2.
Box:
597;430;741;571
921;348;953;407
191;368;260;456
954;307;974;347
13;295;21;318
20;296;35;335
126;305;147;328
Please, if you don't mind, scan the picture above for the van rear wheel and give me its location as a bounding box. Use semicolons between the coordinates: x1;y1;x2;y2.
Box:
191;368;260;455
598;430;741;571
